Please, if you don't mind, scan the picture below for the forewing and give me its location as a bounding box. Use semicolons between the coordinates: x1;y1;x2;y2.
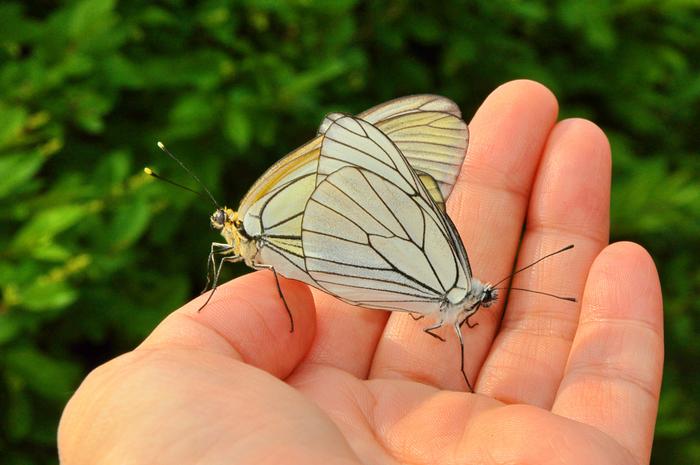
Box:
238;136;321;218
241;159;318;286
376;111;467;199
243;94;465;218
315;116;423;193
303;166;455;313
319;100;467;200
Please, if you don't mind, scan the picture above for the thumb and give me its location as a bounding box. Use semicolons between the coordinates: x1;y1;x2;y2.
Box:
140;270;316;379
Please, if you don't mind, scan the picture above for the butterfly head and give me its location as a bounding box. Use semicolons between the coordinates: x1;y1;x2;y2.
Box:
467;279;498;309
210;207;254;260
210;207;239;231
480;285;498;308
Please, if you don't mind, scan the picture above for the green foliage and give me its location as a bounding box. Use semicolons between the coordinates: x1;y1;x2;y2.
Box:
0;0;698;462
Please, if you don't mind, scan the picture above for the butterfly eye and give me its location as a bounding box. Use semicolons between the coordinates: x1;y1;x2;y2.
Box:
210;209;227;229
481;288;497;307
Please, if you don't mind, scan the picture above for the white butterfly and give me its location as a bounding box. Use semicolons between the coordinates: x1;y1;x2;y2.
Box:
300;115;495;389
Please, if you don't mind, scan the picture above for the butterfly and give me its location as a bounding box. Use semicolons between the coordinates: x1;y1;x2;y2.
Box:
299;115;574;391
208;96;469;331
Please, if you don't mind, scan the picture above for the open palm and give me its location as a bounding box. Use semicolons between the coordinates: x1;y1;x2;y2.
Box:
59;81;663;465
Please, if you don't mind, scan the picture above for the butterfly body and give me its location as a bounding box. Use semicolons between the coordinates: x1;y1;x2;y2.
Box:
444;279;497;324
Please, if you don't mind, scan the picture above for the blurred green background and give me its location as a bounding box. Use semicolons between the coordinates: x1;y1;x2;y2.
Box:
1;0;698;463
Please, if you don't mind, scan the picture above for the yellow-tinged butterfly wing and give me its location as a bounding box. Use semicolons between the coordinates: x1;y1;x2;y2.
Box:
321;95;468;199
238;95;467;219
376;111;467;199
319;111;466;199
416;171;445;212
238;137;321;218
358;94;462;120
240;150;318;286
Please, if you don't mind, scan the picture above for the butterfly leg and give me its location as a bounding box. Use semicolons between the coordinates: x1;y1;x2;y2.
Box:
422;319;446;342
204;242;235;293
452;320;474;392
254;264;294;333
409;313;425;321
459;313;479;329
197;253;236;313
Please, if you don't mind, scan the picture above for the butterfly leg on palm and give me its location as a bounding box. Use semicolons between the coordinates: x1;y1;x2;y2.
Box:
253;263;294;333
422;318;447;342
198;253;243;313
459;312;479;329
452;319;474;392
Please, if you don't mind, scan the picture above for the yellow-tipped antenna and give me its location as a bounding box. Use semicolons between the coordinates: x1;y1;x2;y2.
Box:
155;142;220;208
144;167;202;196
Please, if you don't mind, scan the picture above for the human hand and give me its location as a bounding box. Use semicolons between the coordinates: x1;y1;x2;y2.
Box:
59;80;663;465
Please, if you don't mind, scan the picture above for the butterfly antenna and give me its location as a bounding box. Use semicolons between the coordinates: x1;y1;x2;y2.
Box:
496;287;576;302
493;244;574;288
144;167;202;196
156;141;220;209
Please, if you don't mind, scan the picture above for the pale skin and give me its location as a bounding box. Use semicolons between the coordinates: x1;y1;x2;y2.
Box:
59;80;664;465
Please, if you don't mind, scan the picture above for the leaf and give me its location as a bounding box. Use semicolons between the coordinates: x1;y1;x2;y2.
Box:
0;3;39;43
109;197;151;249
11;205;91;253
224;107;252;151
4;347;81;401
102;54;144;88
0;151;45;198
93;150;132;188
169;93;218;138
6;387;32;440
65;0;116;39
67;88;114;133
30;243;72;262
20;280;78;311
0;314;22;344
0;103;28;148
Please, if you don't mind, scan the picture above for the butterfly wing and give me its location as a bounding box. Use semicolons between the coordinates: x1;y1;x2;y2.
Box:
361;95;467;199
375;111;467;199
302;116;472;314
236;97;467;287
358;94;462;120
240;95;466;218
320;94;468;199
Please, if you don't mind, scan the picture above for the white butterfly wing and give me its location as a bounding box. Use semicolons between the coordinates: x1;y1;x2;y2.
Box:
359;94;462;120
377;111;467;199
319;95;467;199
242;163;318;286
302;116;471;314
236;97;467;290
360;95;467;199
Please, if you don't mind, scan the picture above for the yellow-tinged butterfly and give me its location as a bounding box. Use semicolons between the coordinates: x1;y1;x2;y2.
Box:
206;95;469;330
299;115;575;391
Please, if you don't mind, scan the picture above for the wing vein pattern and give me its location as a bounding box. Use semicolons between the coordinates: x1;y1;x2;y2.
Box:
302;116;472;314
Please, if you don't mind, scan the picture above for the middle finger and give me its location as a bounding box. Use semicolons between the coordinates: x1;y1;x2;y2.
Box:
370;80;559;391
